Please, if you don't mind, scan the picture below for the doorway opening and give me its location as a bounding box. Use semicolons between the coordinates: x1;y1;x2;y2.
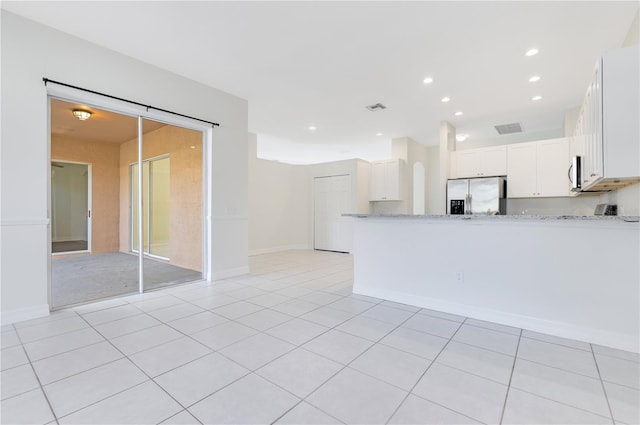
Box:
51;161;91;254
49;98;205;308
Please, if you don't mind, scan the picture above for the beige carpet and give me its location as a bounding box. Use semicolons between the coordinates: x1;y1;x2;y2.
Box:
52;240;88;253
52;252;202;307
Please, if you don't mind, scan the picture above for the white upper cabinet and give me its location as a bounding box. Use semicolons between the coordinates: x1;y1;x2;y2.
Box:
506;142;537;198
507;138;570;198
370;159;403;201
574;46;639;191
450;145;507;178
537;138;571;197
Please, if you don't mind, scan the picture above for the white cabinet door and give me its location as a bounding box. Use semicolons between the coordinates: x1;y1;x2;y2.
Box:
537;138;570;197
453;150;481;178
507;138;569;198
369;161;386;200
450;146;506;178
480;146;507;177
314;175;352;253
507;142;537;198
369;159;402;201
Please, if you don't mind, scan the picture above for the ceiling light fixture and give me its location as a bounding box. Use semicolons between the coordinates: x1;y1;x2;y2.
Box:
456;134;468;142
72;109;92;120
441;97;451;103
376;132;383;136
529;75;541;82
525;48;539;57
531;95;542;101
455;111;463;116
423;77;433;84
308;125;317;131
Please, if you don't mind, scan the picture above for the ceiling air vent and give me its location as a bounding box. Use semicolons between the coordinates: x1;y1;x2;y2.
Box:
366;103;387;112
494;122;523;135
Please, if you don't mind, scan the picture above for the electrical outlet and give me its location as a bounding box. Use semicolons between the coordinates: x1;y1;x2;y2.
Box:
456;272;464;283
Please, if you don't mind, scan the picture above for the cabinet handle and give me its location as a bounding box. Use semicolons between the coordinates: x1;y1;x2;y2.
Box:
590;173;596;177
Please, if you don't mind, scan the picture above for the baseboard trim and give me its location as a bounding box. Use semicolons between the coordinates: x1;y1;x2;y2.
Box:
1;304;50;325
212;266;250;280
249;244;310;256
354;285;639;354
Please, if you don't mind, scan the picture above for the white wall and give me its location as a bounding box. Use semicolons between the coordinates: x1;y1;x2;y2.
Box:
455;128;565;150
426;146;441;214
0;12;249;323
622;8;639;47
606;184;640;216
248;141;372;255
248;133;310;254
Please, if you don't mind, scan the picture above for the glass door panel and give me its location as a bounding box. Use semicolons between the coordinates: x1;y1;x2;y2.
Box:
149;157;170;258
50;99;139;308
140;118;203;291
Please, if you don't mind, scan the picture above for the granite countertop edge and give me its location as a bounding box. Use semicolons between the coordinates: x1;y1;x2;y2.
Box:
343;214;640;222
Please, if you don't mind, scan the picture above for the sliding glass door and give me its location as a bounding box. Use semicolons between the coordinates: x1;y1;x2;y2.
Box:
50;97;206;308
137;118;203;291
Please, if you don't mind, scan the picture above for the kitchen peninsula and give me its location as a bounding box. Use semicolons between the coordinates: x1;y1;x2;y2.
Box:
348;214;640;352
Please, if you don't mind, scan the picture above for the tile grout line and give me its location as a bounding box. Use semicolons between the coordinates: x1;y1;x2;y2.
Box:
590;343;617;425
383;317;472;425
498;328;522;425
268;297;405;425
13;327;61;425
499;385;616;421
45;313;197;423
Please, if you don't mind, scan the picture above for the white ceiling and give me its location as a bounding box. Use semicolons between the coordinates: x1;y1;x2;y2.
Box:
3;1;638;163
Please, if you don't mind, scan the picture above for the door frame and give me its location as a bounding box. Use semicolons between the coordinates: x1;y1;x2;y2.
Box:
46;85;213;309
50;159;92;256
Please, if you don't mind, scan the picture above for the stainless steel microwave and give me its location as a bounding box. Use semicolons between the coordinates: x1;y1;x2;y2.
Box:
570;156;581;192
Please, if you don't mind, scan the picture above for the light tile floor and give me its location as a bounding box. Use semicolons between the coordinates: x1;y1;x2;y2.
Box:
1;250;638;425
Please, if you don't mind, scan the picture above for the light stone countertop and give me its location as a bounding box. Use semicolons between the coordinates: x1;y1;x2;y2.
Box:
344;213;640;222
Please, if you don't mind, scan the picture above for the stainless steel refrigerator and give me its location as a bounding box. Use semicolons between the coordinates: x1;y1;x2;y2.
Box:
446;177;506;215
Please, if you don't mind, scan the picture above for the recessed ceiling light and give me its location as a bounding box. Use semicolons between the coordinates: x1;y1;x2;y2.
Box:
525;48;539;57
455;111;463;116
531;95;542;101
456;134;468;142
376;132;383;136
441;97;451;103
423;77;433;84
308;125;317;131
529;75;541;82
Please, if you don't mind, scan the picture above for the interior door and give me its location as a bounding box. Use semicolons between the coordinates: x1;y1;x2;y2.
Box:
314;174;352;253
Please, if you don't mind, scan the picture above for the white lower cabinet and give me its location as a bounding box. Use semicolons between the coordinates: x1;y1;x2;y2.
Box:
314;175;352;253
507;138;570;198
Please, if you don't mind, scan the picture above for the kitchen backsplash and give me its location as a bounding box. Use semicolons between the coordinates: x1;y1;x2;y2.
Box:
506;183;639;216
